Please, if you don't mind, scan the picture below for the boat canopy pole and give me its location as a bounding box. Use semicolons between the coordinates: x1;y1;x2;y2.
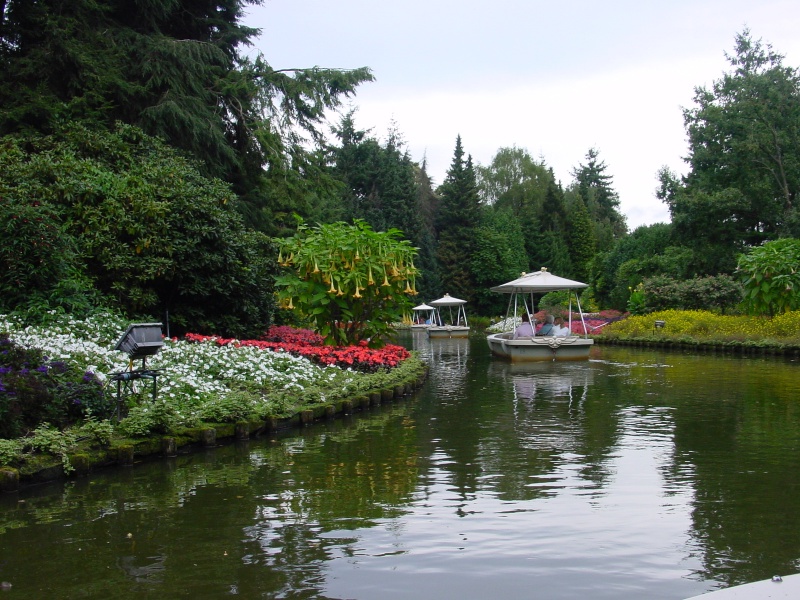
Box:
568;295;573;332
575;293;589;338
502;291;542;334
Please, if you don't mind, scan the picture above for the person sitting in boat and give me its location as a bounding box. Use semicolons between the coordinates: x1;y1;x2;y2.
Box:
553;316;570;337
514;313;535;338
537;314;555;336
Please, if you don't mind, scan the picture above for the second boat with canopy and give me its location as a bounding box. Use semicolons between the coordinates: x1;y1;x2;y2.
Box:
410;303;436;329
427;294;470;339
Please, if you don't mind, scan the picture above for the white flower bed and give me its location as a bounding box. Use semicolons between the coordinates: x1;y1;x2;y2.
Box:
0;312;359;412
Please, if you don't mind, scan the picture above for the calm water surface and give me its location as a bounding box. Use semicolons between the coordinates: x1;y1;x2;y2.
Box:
2;333;800;599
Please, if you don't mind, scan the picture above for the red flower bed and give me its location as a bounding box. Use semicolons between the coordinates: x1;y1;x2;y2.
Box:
183;329;409;373
531;311;627;335
260;326;323;346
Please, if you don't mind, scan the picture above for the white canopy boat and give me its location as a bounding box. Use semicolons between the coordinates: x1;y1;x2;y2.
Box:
486;267;594;361
427;294;470;338
410;302;436;330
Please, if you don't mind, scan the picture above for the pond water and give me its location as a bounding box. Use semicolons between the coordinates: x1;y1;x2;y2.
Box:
2;333;800;599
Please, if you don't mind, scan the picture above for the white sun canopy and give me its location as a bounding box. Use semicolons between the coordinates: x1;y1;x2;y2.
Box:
412;303;435;311
491;268;588;294
429;294;467;306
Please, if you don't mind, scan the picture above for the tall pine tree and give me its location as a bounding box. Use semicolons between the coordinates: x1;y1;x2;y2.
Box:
435;136;481;302
571;148;627;250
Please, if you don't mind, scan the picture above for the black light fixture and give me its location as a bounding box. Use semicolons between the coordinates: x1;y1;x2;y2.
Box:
111;323;164;421
114;322;164;362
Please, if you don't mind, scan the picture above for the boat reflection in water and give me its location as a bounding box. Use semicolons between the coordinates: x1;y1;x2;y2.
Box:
410;332;470;396
491;360;594;403
489;360;596;451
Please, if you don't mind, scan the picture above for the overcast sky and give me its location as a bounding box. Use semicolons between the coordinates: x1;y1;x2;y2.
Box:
245;1;800;229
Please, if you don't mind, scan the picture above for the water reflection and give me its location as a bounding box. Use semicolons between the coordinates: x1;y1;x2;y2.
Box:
2;341;800;599
411;333;470;398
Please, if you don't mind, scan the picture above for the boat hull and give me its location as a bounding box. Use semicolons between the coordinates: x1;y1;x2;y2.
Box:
487;332;593;361
427;326;470;339
682;573;800;599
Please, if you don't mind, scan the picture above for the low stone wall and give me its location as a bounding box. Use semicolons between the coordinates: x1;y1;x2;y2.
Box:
0;365;429;492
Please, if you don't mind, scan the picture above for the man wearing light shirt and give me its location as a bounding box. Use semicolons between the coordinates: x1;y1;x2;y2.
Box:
553;317;570;337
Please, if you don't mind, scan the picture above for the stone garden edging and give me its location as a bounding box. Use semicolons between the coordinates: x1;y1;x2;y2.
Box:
0;364;429;492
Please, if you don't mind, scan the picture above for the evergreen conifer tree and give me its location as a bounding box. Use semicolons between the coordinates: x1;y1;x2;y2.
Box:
0;0;373;231
435;136;481;302
572;148;627;248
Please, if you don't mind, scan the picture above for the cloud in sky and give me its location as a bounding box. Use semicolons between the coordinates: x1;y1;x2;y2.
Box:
247;0;800;229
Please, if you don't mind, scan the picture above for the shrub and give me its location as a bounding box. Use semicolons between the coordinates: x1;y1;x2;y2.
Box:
0;335;112;438
738;238;800;316
197;390;261;423
0;438;23;467
77;419;115;448
641;274;742;313
116;400;180;438
26;424;77;474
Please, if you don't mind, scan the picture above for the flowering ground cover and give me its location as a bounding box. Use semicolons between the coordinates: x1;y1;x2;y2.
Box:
0;312;421;474
602;309;800;343
185;325;410;372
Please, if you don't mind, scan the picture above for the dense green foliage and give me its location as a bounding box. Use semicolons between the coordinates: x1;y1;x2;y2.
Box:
0;124;277;336
572;148;627;250
475;146;627;281
738;238;800;316
0;0;373;233
641;275;743;313
469;208;528;315
662;30;800;275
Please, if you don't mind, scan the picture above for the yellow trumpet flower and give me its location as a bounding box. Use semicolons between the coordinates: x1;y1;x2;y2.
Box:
287;297;294;309
368;266;375;285
354;286;362;299
328;279;337;294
